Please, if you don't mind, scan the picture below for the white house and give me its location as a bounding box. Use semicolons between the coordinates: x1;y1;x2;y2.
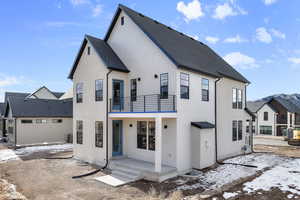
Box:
4;86;73;146
248;96;300;136
69;4;252;183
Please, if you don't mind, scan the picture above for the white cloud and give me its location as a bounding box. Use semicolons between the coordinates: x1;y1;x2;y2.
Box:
263;0;277;5
270;28;286;39
256;27;272;43
176;0;204;22
70;0;89;6
224;52;259;69
265;59;274;64
212;2;247;20
224;35;248;43
92;4;102;17
205;36;219;44
288;57;300;65
0;75;19;87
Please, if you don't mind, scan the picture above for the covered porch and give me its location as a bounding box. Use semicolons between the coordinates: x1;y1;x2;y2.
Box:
109;112;178;181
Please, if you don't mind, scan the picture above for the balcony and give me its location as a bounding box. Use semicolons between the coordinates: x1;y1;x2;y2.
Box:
109;94;176;113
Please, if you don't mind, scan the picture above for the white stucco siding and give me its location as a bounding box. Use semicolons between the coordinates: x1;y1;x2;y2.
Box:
122;118;176;167
33;87;57;99
72;42;110;166
176;69;216;172
257;104;276;136
216;78;249;160
16;118;72;145
107;11;177;97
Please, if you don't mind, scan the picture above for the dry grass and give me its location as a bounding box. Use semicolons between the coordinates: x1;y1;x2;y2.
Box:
0;179;27;200
144;187;183;200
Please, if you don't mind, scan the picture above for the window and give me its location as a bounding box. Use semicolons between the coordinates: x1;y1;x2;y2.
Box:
180;73;189;99
264;112;268;121
233;88;243;109
148;121;155;150
95;121;103;148
137;121;147;149
232;89;237;109
137;121;155;151
121;16;124;25
21;120;33;124
238;120;243;140
52;119;63;123
76;83;83;103
232;121;237;141
76;120;83;144
8;127;13;134
160;73;168;99
202;78;209;101
260;126;272;135
36;119;47;124
87;46;91;55
238;89;243;109
130;79;137;101
95;79;103;101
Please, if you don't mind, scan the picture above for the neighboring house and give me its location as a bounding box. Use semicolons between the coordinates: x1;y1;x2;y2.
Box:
0;102;5;137
248;96;300;136
69;4;252;182
3;86;73;146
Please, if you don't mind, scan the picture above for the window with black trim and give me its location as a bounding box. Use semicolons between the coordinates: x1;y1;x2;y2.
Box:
238;89;243;109
76;83;83;103
95;121;103;148
232;89;237;109
232;121;237;141
202;78;209;101
180;73;189;99
36;119;47;124
121;16;124;25
21;120;33;124
76;120;83;144
130;79;137;101
52;119;63;123
87;46;90;55
95;79;103;101
137;121;147;149
238;120;243;140
264;112;268;121
160;73;168;99
148;121;155;151
260;126;272;135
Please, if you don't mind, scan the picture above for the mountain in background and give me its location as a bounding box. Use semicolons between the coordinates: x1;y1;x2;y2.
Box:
259;94;300;102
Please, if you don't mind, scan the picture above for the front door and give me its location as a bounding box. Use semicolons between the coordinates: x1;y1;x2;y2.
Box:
112;120;123;156
112;80;124;110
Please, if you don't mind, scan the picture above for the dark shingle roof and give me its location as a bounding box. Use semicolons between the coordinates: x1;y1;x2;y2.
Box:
0;103;4;116
5;92;29;102
246;101;267;113
104;4;249;83
53;92;64;99
191;122;215;129
273;97;300;114
7;96;72;118
68;35;129;79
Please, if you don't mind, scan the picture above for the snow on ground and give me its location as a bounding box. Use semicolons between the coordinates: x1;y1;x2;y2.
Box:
243;158;300;196
176;153;290;191
223;192;238;199
0;149;19;163
15;144;73;156
0;179;27;200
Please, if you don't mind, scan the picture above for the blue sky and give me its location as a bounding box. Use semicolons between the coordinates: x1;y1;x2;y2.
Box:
0;0;299;101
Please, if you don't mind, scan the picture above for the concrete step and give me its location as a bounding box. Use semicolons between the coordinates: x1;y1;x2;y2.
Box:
110;164;141;176
95;174;136;187
112;170;140;180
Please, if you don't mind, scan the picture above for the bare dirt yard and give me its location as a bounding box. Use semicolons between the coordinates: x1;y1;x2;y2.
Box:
0;142;299;200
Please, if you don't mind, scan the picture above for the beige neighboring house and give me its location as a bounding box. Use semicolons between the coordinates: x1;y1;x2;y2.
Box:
4;86;73;146
68;4;253;183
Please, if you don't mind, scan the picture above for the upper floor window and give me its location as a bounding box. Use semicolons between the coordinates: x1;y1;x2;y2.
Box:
121;16;124;26
95;79;103;101
160;73;168;99
232;88;243;109
21;120;33;124
202;78;209;101
76;83;83;103
264;112;268;121
36;119;47;124
130;79;137;101
180;73;189;99
87;46;91;55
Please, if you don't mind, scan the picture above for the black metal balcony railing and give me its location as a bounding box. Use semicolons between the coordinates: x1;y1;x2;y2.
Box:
110;94;176;113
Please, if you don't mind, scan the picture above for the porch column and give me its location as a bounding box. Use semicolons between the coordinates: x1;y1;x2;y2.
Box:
287;112;291;127
155;116;162;173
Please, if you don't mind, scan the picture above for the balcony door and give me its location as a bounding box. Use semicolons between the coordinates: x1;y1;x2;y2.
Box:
112;79;124;110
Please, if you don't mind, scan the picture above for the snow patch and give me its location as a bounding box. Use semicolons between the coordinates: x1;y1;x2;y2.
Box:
223;192;238;199
0;149;19;163
15;144;73;156
243;159;300;196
